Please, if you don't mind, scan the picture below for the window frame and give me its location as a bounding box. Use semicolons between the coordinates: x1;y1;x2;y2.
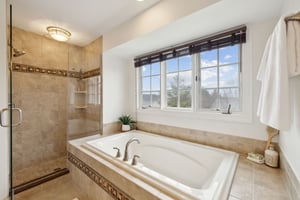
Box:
87;75;101;105
138;45;242;112
163;55;194;110
139;63;161;109
136;27;252;124
197;44;242;112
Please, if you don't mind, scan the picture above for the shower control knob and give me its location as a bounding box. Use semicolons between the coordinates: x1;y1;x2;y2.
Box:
131;155;140;166
113;147;121;158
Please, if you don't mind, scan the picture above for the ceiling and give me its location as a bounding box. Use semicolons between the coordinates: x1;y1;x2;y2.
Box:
7;0;160;46
106;0;284;59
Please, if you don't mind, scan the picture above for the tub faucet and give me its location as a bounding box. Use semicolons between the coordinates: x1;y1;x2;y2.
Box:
123;138;140;161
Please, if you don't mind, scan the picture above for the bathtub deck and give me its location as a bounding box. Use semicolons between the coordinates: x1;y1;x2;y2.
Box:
229;155;290;200
14;155;290;200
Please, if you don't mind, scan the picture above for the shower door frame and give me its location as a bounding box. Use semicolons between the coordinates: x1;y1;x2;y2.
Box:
0;1;9;199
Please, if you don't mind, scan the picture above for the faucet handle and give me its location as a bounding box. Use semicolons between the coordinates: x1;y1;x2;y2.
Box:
131;155;140;166
113;147;121;158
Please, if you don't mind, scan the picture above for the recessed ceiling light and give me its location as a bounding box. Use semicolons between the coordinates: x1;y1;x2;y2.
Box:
46;26;71;42
136;0;145;2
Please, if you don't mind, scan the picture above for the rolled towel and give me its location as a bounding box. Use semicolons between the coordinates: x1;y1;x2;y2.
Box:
287;21;300;77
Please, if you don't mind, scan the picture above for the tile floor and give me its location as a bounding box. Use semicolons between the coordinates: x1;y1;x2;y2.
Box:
14;155;291;200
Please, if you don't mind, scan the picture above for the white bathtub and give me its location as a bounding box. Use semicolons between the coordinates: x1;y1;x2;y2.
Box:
82;130;239;200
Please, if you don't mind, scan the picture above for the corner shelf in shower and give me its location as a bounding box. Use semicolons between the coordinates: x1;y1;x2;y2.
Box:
73;90;87;109
74;91;87;94
73;106;88;109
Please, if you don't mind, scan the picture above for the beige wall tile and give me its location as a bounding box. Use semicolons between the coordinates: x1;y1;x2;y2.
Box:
137;121;269;155
68;45;85;71
103;122;121;135
11;27;103;186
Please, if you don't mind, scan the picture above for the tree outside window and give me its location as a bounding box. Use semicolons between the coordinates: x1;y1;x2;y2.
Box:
166;56;192;108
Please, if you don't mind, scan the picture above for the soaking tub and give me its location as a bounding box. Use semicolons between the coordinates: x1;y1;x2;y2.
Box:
82;130;239;200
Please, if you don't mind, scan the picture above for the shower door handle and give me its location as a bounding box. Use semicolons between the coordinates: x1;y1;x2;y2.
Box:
12;107;23;126
0;107;23;127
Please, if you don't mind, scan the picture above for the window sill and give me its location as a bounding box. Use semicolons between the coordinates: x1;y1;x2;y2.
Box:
137;108;252;123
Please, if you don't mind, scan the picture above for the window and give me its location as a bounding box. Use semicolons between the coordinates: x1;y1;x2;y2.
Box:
199;44;241;111
140;62;161;108
138;45;241;111
166;56;192;108
135;26;246;114
87;75;101;105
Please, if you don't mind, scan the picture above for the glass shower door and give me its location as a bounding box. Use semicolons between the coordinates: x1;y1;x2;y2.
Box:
0;4;23;199
6;4;68;198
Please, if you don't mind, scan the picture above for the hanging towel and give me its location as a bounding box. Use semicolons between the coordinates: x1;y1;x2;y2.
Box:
257;17;290;130
287;21;300;77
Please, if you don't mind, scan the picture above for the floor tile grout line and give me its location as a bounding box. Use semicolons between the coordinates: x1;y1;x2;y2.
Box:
251;162;255;200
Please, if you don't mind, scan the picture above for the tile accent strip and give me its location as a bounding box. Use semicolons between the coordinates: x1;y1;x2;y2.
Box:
83;68;101;79
12;63;80;78
12;63;100;79
67;152;133;200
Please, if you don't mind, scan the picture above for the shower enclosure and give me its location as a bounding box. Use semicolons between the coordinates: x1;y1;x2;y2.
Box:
3;4;103;199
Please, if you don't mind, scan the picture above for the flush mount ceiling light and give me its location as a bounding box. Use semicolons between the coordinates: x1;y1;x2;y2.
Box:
136;0;145;2
46;26;71;42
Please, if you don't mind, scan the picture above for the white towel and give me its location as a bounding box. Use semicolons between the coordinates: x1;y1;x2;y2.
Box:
287;21;300;77
257;17;290;130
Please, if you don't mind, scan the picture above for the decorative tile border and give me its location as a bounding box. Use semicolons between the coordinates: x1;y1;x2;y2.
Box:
83;68;101;79
12;63;100;79
67;152;133;200
12;63;80;78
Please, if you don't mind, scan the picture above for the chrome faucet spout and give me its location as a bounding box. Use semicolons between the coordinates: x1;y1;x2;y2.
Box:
123;138;140;161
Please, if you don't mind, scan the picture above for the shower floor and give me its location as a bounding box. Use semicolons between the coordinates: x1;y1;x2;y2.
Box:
14;174;89;200
13;156;67;187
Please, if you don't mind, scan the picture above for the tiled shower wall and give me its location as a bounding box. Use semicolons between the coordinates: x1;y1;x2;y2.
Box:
11;27;102;186
67;37;102;139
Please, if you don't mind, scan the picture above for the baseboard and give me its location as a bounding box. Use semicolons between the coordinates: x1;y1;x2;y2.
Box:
280;150;300;200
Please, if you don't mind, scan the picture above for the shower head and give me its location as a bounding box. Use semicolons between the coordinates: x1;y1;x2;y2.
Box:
13;48;26;57
7;42;26;57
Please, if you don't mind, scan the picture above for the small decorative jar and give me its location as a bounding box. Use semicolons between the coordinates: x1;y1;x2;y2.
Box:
264;144;279;167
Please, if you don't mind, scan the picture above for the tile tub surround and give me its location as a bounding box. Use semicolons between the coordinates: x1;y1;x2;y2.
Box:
103;122;122;135
68;152;133;200
68;137;177;200
68;135;290;200
136;121;267;155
